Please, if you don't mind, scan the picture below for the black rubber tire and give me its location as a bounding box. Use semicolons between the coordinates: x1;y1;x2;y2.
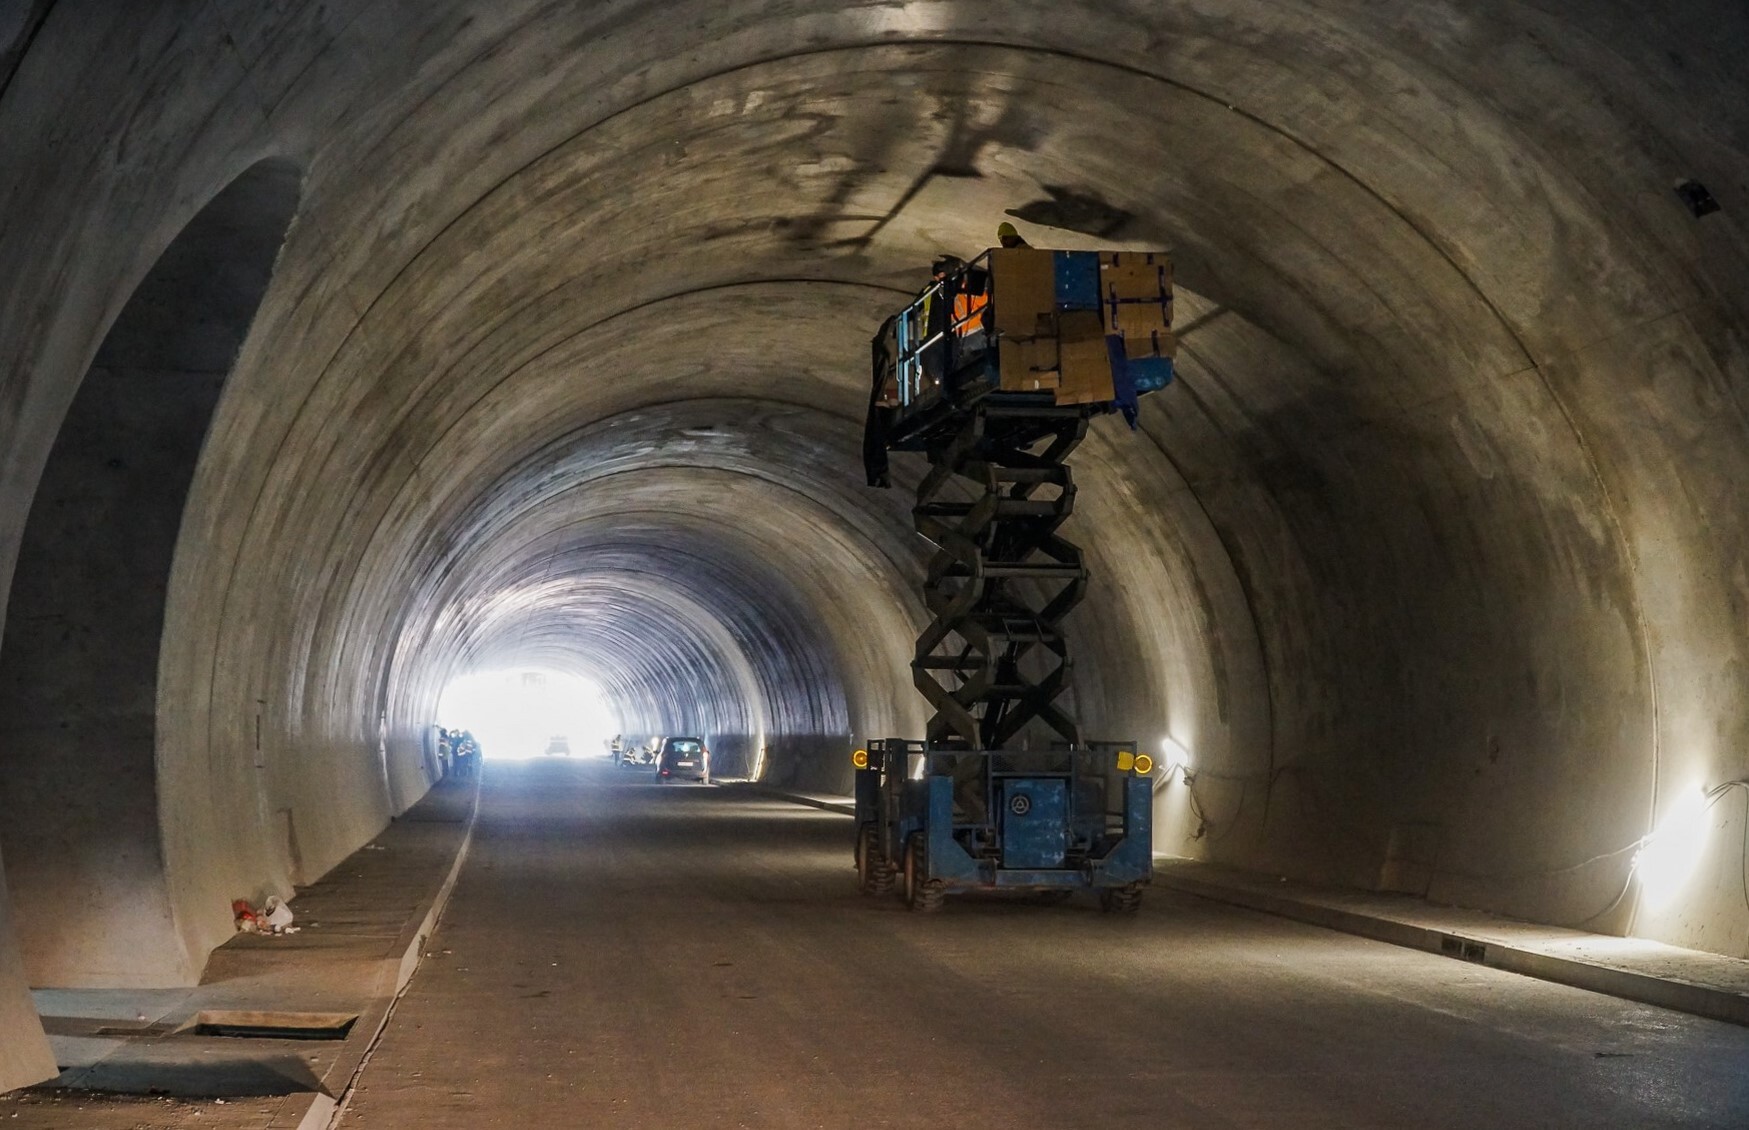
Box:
1099;885;1144;915
870;834;896;897
856;824;892;895
902;836;916;909
903;834;945;913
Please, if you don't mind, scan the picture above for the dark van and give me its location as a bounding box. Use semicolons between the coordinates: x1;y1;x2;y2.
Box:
656;737;710;783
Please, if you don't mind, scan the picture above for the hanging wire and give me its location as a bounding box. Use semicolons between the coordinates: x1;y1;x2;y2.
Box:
1173;768;1749;929
1574;778;1749;927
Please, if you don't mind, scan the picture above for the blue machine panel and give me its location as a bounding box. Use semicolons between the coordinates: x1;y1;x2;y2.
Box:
1053;251;1101;311
1127;354;1174;393
1001;778;1068;870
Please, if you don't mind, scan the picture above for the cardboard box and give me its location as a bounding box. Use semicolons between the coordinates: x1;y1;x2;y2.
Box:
991;248;1056;338
1056;334;1115;405
1054;309;1114;405
1111;301;1172;340
999;335;1061;392
1099;252;1174;344
1123;326;1179;360
1099;252;1173;296
1057;308;1105;343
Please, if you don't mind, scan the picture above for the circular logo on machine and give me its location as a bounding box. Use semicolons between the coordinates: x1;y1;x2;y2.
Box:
1009;794;1032;816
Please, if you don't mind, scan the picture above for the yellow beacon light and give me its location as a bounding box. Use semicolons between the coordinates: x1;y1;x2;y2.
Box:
1133;753;1154;775
852;748;869;769
1116;750;1135;772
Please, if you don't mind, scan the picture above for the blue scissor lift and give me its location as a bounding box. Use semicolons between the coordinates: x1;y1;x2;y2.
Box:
855;244;1176;913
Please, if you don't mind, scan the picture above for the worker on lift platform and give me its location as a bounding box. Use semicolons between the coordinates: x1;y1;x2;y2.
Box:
863;229;1176;488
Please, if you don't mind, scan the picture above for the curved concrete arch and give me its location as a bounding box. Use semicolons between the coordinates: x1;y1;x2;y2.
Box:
395;454;928;784
0;152;302;1080
465;568;782;769
2;0;1748;1091
0;153;303;983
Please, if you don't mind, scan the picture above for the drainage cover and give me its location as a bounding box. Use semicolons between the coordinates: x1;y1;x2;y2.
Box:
1440;936;1488;964
184;1010;358;1041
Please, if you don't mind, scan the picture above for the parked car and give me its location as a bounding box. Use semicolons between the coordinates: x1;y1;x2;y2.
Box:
544;735;570;756
656;736;710;783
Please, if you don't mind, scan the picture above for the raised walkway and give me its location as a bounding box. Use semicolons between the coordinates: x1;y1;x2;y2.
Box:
745;783;1749;1030
2;775;478;1129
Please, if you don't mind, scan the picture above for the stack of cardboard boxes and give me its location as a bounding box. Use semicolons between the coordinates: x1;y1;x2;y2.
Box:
991;248;1176;407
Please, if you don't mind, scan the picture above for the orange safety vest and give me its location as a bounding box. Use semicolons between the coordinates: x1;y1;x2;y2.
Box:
953;289;989;336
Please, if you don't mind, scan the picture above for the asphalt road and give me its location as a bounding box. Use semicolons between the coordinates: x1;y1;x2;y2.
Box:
339;759;1749;1128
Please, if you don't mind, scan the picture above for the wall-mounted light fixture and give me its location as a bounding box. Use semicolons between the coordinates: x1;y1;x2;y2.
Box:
1633;784;1711;912
1160;735;1195;785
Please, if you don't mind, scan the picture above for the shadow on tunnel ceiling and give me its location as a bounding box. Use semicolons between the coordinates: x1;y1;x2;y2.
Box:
1005;184;1137;241
777;65;1045;253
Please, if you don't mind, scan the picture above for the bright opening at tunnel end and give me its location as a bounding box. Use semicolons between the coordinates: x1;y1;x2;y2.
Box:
437;668;617;761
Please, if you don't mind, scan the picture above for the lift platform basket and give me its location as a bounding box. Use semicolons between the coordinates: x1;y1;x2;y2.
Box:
866;247;1175;469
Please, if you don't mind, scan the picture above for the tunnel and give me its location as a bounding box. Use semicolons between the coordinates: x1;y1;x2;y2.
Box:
0;1;1746;1120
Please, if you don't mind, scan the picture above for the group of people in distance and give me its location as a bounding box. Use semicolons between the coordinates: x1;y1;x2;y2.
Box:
437;727;481;778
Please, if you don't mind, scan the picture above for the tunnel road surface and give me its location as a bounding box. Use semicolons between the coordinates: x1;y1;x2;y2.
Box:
340;761;1749;1128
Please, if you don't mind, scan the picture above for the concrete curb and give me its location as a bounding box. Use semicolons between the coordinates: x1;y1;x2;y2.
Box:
738;784;1749;1029
389;787;481;996
1153;869;1749;1029
733;783;855;816
291;1094;339;1130
266;780;482;1130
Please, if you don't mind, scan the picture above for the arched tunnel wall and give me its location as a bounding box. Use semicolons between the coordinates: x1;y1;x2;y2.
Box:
0;157;299;989
386;409;927;793
0;0;1746;1092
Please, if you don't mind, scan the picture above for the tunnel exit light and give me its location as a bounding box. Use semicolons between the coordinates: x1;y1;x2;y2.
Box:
437;668;617;760
1633;785;1711;912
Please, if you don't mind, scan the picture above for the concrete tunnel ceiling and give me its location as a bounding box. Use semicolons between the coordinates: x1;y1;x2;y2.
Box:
1;0;1748;1083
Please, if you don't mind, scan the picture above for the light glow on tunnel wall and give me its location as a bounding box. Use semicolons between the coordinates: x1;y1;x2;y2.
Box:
1633;784;1711;913
438;668;618;760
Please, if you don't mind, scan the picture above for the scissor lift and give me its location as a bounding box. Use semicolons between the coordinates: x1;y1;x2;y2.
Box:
856;245;1176;912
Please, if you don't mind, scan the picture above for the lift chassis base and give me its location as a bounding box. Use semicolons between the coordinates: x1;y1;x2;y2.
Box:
853;740;1151;913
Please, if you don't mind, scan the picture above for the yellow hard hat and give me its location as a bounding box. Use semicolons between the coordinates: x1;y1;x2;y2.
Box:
997;221;1019;240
